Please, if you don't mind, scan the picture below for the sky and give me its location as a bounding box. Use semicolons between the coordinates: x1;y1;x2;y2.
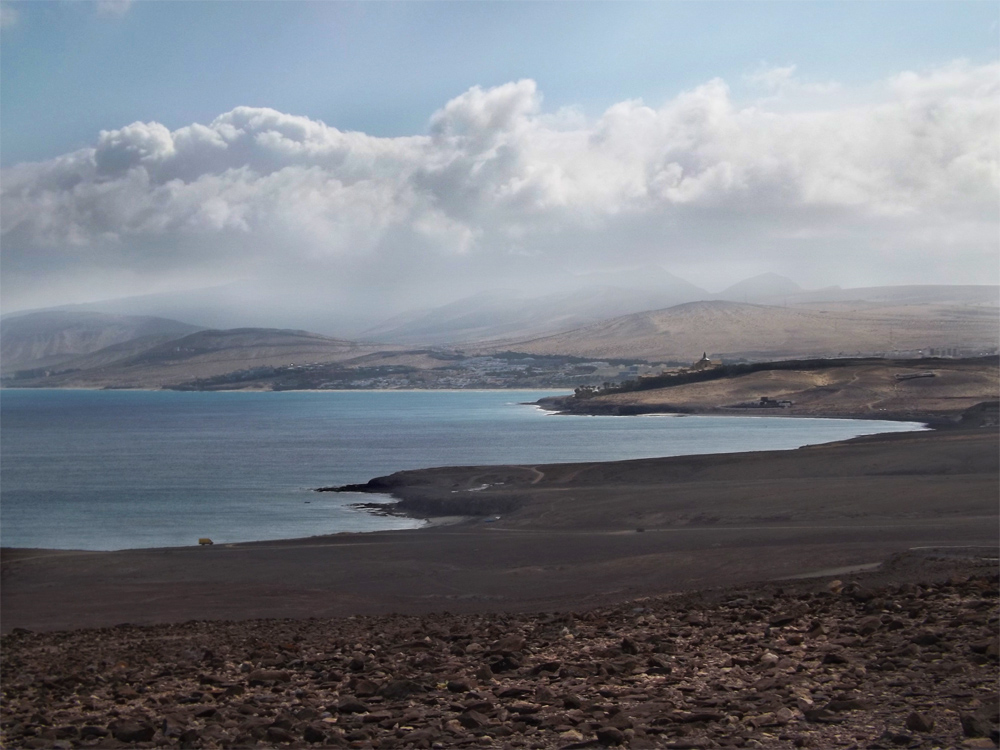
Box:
1;0;998;327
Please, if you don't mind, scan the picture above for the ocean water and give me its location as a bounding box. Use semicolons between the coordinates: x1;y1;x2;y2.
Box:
0;389;925;551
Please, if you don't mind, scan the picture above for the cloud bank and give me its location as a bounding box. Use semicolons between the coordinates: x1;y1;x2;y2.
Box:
2;62;997;315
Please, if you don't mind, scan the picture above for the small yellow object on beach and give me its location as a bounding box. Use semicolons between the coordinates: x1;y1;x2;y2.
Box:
198;538;214;546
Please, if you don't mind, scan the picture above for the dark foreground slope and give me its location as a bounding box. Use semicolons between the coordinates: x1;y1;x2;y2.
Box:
2;559;996;749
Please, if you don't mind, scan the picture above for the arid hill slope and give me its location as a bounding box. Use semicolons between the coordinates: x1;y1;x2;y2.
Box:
542;358;999;423
0;311;202;373
10;328;391;388
504;301;999;362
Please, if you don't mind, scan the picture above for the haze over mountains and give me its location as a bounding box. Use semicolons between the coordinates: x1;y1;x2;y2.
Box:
2;273;996;389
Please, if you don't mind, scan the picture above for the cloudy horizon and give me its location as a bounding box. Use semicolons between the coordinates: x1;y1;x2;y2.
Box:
2;2;997;325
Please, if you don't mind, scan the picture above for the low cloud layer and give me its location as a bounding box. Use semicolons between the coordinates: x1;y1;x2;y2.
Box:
2;62;997;316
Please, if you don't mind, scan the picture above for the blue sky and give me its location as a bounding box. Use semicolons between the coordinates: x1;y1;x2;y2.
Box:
3;1;997;166
1;1;998;321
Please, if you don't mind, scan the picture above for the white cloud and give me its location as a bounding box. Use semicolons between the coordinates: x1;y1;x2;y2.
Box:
0;2;18;28
96;0;132;18
2;62;997;315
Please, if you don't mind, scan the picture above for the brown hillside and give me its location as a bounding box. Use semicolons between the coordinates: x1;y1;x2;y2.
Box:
505;301;999;361
550;359;999;422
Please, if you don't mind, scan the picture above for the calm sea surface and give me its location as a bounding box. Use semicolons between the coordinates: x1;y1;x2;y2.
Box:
1;389;925;551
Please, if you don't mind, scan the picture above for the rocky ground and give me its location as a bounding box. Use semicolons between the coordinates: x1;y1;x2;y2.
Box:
2;555;997;750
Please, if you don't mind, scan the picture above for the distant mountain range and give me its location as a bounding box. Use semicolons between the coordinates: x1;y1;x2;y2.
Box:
2;279;996;388
498;298;1000;363
1;314;387;387
0;311;203;373
362;277;999;345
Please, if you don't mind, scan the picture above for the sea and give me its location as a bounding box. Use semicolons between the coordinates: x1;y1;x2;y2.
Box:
0;389;926;551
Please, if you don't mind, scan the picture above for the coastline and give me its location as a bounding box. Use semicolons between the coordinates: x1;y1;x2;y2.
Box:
3;416;996;633
3;401;997;748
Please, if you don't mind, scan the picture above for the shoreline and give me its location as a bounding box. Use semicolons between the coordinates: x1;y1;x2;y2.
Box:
3;420;996;633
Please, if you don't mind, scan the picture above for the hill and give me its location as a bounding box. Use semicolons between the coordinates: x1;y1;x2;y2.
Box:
3;328;390;389
361;279;710;344
0;311;202;373
540;357;1000;424
500;300;999;362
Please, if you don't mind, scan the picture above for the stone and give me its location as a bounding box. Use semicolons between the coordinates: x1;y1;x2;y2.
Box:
963;740;999;749
905;711;934;732
380;679;425;699
337;698;370;714
492;635;525;653
247;669;291;684
458;710;488;729
621;636;640;654
596;726;626;745
825;699;867;712
109;720;156;743
960;712;994;738
266;725;296;743
350;677;380;697
303;724;326;743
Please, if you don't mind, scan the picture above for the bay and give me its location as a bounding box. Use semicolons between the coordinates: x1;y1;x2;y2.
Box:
0;389;925;551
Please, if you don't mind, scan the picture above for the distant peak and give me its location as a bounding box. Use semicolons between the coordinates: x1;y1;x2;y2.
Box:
718;273;802;301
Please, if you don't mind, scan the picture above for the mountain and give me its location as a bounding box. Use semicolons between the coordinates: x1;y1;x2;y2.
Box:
716;273;803;303
787;284;1000;307
0;311;203;373
361;275;711;345
3;328;390;388
500;299;1000;362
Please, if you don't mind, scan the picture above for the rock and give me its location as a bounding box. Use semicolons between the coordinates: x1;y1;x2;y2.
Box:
447;678;474;693
596;726;626;745
960;712;995;738
769;613;799;627
337;698;370;714
821;652;850;665
247;669;291;684
303;724;326;743
492;635;525;653
825;699;868;711
911;631;941;646
905;711;935;732
380;679;424;699
350;677;380;696
266;725;296;743
457;710;488;729
759;651;780;667
621;636;640;654
962;740;999;749
110;720;156;743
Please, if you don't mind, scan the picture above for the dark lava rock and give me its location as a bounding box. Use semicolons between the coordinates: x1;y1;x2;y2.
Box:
596;726;626;745
302;724;326;743
110;720;156;743
336;698;370;714
905;711;935;732
380;678;425;699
